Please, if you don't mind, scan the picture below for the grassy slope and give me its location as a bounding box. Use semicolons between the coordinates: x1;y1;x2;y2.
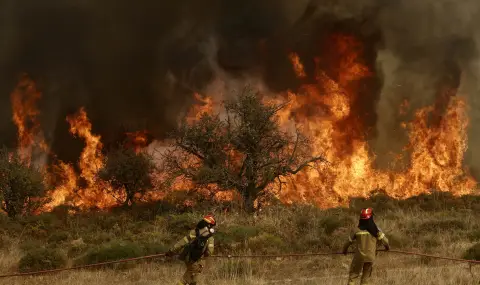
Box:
0;192;479;284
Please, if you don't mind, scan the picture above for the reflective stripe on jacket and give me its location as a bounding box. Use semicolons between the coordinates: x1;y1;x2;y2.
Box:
344;229;389;262
171;229;214;261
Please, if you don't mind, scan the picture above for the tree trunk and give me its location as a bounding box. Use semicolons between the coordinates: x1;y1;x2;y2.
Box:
124;188;135;207
242;184;257;213
4;202;17;218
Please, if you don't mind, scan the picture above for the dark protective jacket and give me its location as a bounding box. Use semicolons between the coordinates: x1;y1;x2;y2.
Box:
171;229;214;263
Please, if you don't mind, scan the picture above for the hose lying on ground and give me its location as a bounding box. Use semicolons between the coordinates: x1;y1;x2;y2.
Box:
0;250;478;278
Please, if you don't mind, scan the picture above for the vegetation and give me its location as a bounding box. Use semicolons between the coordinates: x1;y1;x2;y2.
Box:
464;243;480;261
18;248;67;272
0;192;477;283
163;88;327;212
0;147;50;218
100;147;156;206
75;241;144;268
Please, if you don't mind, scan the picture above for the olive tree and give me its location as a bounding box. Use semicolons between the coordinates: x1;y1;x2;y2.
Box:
163;87;327;212
100;147;156;206
0;147;50;218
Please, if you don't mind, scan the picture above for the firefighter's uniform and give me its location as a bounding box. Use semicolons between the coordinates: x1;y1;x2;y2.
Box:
169;216;215;285
343;228;389;285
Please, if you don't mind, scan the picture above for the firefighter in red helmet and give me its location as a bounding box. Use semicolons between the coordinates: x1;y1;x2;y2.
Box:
342;208;390;285
166;214;216;285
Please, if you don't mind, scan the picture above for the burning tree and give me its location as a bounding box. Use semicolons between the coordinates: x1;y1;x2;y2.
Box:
100;147;156;206
0;147;50;218
163;88;327;212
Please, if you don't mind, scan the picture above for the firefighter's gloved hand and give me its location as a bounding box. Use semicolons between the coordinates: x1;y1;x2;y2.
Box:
384;245;390;251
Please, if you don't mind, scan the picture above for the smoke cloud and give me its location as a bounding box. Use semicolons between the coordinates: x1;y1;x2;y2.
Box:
1;0;480;176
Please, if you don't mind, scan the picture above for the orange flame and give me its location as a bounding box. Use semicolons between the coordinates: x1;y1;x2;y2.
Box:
9;32;479;213
47;108;118;210
125;130;149;153
274;34;477;208
67;108;103;187
65;108;117;209
45;162;77;209
10;74;48;164
186;93;214;124
288;52;307;78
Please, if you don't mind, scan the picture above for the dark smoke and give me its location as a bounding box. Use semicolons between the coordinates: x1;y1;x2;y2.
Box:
1;0;480;176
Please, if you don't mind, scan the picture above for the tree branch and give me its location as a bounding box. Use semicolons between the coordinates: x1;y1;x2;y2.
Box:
176;143;205;161
286;156;329;174
289;130;300;164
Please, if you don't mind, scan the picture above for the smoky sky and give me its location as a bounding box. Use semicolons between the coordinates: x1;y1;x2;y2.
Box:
1;0;480;175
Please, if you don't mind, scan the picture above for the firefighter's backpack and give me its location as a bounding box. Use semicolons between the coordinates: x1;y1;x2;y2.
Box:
179;227;213;262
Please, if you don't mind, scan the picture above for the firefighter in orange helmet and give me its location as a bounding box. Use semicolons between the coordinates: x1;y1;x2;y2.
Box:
166;214;216;285
342;208;390;285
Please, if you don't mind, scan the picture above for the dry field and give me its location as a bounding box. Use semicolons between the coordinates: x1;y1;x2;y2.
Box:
0;194;478;285
0;246;478;285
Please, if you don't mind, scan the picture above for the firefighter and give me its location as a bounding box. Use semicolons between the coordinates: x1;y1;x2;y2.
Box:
166;214;216;285
342;208;390;285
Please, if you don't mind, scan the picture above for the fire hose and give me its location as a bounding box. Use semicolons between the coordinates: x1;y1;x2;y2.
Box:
0;250;478;278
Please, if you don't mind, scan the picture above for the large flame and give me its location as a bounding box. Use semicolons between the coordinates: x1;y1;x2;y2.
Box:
10;74;48;165
7;32;479;213
275;35;476;208
46;108;118;210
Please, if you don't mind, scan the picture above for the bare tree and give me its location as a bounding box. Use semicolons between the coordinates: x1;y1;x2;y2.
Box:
163;87;327;212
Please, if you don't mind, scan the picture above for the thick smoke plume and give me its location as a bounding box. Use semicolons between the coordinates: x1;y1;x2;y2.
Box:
1;0;480;176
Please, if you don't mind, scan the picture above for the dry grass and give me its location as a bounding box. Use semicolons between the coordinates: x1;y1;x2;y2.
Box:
0;193;479;284
0;255;478;285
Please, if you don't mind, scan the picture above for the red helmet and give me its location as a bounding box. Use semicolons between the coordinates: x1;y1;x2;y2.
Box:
360;208;373;220
203;214;216;226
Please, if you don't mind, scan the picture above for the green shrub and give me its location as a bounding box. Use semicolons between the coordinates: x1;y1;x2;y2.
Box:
18;248;67;272
68;243;90;258
76;241;144;267
141;242;169;255
464;243;480;261
467;230;480;242
167;214;197;233
247;233;286;254
84;231;115;245
0;148;51;218
419;220;467;232
320;217;342;235
48;231;70;243
229;225;260;241
19;240;44;252
96;214;123;231
214;231;235;252
293;212;312;233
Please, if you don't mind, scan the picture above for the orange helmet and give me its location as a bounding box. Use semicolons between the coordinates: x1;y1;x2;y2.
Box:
360;208;373;220
203;214;216;226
